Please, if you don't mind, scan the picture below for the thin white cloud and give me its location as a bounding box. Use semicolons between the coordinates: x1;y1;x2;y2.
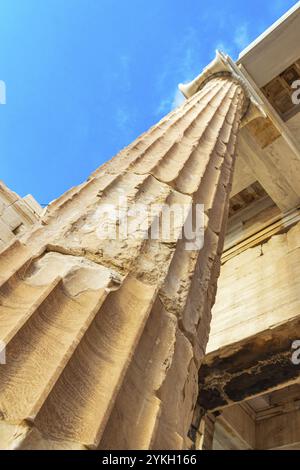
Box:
115;108;130;131
272;0;288;13
234;24;250;50
155;87;185;116
155;27;202;116
112;54;132;93
155;98;171;115
171;89;185;109
0;80;6;104
214;41;233;56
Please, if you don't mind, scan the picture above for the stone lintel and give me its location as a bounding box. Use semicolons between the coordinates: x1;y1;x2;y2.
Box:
198;315;300;411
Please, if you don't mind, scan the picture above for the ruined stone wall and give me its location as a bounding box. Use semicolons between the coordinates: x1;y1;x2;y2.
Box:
208;221;300;354
0;181;42;248
198;221;300;412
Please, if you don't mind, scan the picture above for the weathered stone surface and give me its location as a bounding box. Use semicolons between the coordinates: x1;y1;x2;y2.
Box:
199;221;300;411
0;181;42;248
0;75;245;449
208;221;300;352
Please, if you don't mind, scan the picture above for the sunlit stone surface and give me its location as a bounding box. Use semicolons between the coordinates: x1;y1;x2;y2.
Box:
0;72;246;449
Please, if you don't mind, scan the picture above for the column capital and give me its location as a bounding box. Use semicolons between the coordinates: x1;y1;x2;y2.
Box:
179;51;266;126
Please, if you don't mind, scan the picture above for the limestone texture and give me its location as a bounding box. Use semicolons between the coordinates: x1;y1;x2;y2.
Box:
0;75;245;449
0;181;42;248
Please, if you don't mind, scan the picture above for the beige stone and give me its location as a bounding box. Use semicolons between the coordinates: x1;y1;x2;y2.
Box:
0;181;42;247
0;73;246;449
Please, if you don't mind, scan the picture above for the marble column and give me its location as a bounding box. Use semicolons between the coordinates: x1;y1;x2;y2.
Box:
0;55;248;450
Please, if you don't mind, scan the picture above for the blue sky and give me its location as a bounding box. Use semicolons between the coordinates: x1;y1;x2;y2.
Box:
0;0;298;204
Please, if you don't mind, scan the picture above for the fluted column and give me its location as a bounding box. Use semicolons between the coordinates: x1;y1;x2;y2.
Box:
0;61;247;449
